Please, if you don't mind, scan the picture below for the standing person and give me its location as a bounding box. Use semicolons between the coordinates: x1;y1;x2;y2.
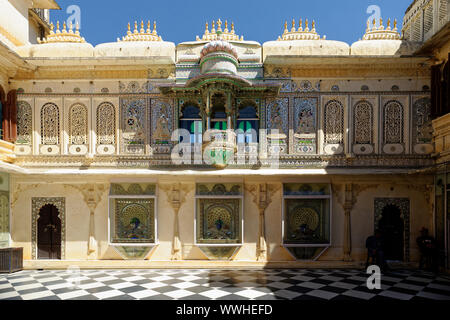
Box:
416;228;438;273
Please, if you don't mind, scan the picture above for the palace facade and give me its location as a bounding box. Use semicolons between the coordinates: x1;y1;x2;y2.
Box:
0;0;448;270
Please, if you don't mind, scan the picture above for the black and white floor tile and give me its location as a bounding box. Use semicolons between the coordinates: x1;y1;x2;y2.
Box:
0;269;449;301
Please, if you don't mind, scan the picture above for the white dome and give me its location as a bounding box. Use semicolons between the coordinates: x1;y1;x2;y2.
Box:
16;42;94;58
350;40;421;56
263;40;350;59
94;41;175;61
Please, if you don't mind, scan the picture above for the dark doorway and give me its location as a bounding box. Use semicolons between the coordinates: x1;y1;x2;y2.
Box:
378;204;404;261
37;204;61;260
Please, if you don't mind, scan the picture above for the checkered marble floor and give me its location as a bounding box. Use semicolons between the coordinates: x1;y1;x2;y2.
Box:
0;269;449;301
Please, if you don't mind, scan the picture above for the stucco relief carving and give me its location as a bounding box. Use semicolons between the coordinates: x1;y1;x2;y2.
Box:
40;103;60;145
96;102;116;145
16;101;32;145
69;103;88;145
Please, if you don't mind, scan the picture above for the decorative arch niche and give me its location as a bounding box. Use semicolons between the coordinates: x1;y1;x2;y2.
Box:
32;197;65;260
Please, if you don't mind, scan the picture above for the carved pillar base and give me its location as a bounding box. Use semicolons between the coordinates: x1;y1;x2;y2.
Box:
87;210;97;260
172;207;182;261
257;208;267;261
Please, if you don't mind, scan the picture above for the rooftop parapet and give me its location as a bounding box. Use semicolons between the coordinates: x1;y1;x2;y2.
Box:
196;19;244;41
362;18;401;40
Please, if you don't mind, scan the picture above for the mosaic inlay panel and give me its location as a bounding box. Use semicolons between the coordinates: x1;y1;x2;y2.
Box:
120;98;146;154
111;198;155;244
110;183;156;196
196;183;242;196
196;198;241;244
151;99;173;145
0;191;9;248
284;198;330;245
294;98;317;154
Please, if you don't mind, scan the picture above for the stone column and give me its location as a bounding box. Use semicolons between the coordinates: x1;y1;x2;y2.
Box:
257;205;268;261
167;183;187;261
342;183;353;262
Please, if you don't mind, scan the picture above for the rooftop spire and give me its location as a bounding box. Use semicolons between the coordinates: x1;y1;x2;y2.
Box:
196;19;244;41
118;20;162;42
362;18;400;40
37;20;86;43
277;18;324;40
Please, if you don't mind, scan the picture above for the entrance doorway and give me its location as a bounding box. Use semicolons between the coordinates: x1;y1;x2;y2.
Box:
37;204;61;259
378;204;404;261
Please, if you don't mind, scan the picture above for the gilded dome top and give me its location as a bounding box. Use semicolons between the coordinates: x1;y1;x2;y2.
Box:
196;19;244;42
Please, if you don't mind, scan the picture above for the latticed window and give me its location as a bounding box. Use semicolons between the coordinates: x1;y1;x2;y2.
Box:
69;103;88;145
324;100;344;144
353;101;373;144
383;100;404;144
96;102;116;145
439;0;448;26
16;101;32;145
424;3;434;35
40;103;59;145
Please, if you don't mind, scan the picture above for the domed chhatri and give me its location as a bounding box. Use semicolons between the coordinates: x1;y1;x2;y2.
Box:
362;18;401;40
199;40;239;75
351;18;420;56
118;20;162;42
277;18;326;41
37;21;86;43
196;19;244;42
263;18;349;57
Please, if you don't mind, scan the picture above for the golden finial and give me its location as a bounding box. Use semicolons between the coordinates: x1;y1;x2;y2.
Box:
224;20;229;33
147;20;151;33
312;20;315;31
50;22;54;32
380;18;383;27
153;21;157;35
134;21;138;33
56;21;60;32
211;20;216;33
231;22;235;33
393;19;398;30
140;20;145;33
387;18;391;30
217;18;222;32
284;20;288;33
205;22;209;34
38;19;86;43
63;21;67;32
366;19;370;32
298;18;302;31
363;17;401;40
305;18;309;31
127;22;131;34
291;18;296;32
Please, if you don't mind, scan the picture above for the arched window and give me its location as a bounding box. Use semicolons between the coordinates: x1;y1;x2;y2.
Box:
69;103;88;145
324;100;344;144
211;93;227;130
237;105;258;144
383;100;403;144
96;102;116;145
353;101;373;144
16;101;32;145
179;104;202;144
41;103;59;145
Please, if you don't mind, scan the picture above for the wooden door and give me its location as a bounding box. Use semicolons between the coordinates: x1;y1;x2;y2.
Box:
37;204;61;260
